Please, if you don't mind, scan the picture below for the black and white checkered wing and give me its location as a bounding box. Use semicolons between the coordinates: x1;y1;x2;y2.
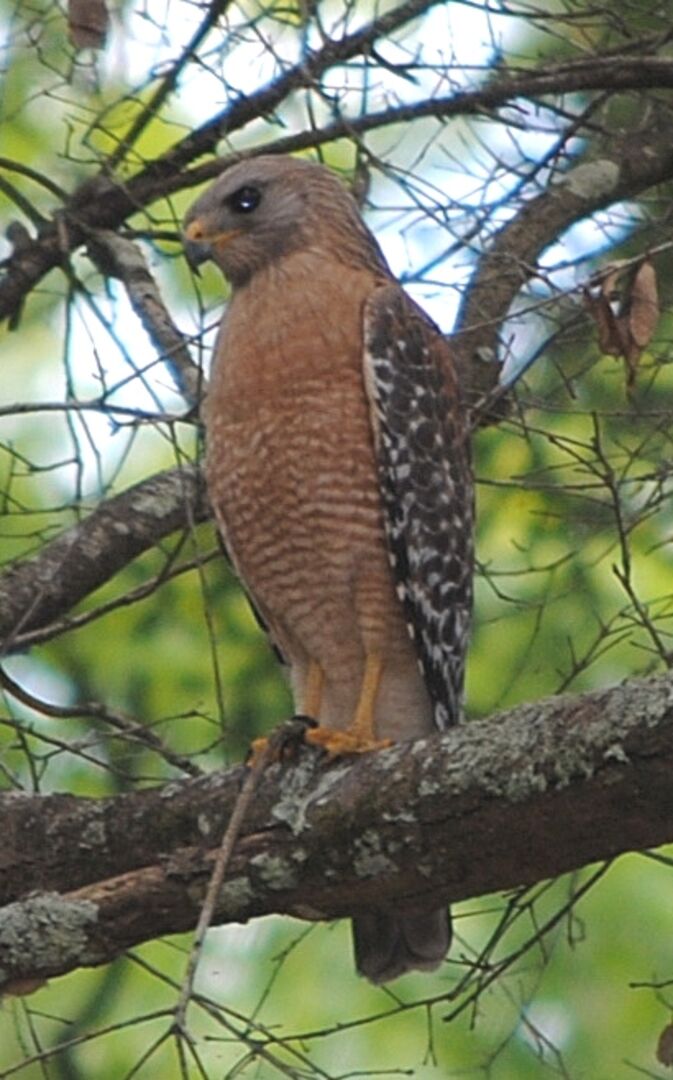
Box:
363;284;474;730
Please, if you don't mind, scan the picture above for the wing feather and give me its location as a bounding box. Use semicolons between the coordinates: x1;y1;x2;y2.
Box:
363;284;473;729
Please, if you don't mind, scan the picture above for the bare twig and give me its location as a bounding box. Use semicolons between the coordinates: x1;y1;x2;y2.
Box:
86;230;204;407
173;721;308;1030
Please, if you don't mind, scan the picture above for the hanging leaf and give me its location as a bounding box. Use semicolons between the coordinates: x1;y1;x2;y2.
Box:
583;288;624;357
656;1021;673;1068
68;0;109;49
628;258;659;348
585;257;659;390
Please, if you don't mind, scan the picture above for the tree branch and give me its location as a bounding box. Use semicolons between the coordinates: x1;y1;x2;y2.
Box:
0;464;209;653
4;52;673;327
85;230;203;407
136;53;673;203
2;671;672;991
455;112;673;405
0;0;447;327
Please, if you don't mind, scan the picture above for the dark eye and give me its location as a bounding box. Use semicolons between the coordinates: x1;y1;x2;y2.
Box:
226;185;262;214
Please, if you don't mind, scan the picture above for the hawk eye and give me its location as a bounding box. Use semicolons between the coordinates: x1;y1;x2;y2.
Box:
226;185;262;214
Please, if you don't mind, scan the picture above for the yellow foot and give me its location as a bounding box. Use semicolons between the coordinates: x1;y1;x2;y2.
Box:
305;725;392;758
247;736;271;768
247;716;317;768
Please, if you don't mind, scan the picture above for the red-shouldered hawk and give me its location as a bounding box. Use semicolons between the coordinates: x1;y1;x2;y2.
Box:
183;155;473;984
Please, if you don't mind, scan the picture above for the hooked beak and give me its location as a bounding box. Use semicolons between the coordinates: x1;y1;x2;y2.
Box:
183;219;212;274
183;219;242;273
184;239;210;274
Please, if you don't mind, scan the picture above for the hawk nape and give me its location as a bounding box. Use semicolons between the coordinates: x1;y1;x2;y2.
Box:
184;154;473;984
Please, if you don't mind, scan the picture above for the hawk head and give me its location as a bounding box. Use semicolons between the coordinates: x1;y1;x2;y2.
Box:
183;154;388;288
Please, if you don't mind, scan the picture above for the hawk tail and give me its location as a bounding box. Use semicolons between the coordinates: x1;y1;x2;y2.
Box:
352;907;451;984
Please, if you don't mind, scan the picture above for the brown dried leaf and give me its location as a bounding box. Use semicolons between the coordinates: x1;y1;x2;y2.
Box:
583;289;624;356
586;257;659;390
68;0;109;49
601;265;625;301
657;1021;673;1067
628;258;659;348
620;326;641;389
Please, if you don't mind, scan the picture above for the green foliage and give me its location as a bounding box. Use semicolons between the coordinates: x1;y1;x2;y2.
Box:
471;342;673;713
2;0;673;1076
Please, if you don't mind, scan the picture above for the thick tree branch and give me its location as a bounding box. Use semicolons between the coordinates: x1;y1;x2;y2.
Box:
136;53;673;203
131;0;447;181
455;113;673;405
2;671;672;991
3;52;673;327
0;464;209;653
0;0;447;326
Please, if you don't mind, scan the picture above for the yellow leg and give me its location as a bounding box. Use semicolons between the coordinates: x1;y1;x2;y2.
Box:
305;652;392;757
351;653;384;743
248;660;323;767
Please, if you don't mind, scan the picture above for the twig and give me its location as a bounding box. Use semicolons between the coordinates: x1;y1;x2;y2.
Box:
0;463;209;653
0;665;203;777
85;230;204;408
172;719;311;1033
